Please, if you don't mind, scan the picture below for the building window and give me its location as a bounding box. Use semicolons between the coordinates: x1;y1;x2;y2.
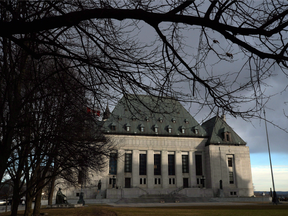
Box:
182;155;189;173
172;118;176;123
139;154;147;175
224;131;231;142
168;154;175;175
125;123;130;132
185;119;189;124
154;154;161;175
154;124;158;133
195;154;202;176
159;117;163;123
140;178;146;185
125;153;132;172
132;116;136;121
167;125;172;133
155;178;161;184
111;123;116;131
145;116;149;122
140;124;145;132
109;153;117;175
229;171;234;184
194;129;199;135
169;178;175;185
181;127;185;134
228;157;233;167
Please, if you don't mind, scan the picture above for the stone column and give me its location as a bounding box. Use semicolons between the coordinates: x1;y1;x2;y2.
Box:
161;150;168;188
132;150;139;187
116;149;125;188
189;151;196;187
147;150;154;189
175;151;182;187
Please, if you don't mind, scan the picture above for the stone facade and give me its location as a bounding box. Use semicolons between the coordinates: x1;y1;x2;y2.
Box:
59;95;254;199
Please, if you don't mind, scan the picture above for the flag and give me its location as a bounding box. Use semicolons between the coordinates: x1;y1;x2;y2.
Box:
87;107;100;116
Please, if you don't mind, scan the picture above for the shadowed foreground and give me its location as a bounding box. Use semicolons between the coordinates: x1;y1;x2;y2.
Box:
1;203;288;216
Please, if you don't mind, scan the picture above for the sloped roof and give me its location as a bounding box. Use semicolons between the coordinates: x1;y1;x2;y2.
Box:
201;115;246;145
102;95;207;137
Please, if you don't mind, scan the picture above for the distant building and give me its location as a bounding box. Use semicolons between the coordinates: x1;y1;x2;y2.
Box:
63;95;254;199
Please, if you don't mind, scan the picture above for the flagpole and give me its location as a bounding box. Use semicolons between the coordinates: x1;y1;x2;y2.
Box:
263;109;278;204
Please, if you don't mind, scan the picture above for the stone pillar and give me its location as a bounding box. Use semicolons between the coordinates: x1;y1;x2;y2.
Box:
189;151;196;187
175;151;182;187
161;150;168;188
132;150;139;187
147;150;154;189
116;149;125;188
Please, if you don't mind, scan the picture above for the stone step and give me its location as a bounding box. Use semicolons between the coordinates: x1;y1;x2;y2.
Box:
116;196;212;204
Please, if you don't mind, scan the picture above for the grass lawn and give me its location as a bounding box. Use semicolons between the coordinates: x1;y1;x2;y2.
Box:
1;203;288;216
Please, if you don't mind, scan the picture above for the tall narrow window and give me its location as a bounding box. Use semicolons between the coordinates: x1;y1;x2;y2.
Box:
139;154;147;175
228;157;233;167
182;155;189;173
168;154;175;175
229;172;234;184
226;134;230;141
109;153;117;175
195;154;202;176
154;154;161;175
125;153;132;172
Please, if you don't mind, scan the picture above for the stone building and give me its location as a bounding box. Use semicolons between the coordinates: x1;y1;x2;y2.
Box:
63;95;254;199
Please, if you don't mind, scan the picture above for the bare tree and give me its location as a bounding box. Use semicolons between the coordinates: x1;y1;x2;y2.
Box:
1;0;288;197
0;1;287;113
5;55;114;216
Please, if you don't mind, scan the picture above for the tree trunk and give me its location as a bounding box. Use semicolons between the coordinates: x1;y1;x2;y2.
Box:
24;192;33;216
10;185;20;216
48;176;56;205
33;188;42;216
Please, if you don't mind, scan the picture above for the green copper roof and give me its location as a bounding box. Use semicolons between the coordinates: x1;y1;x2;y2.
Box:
102;95;207;137
201;115;246;145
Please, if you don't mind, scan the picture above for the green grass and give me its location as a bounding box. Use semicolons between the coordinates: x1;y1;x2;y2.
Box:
1;203;288;216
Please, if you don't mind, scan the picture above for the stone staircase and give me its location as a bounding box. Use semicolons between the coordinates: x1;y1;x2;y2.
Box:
116;194;212;204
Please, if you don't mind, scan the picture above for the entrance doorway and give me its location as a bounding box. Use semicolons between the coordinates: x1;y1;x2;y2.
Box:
183;178;189;188
125;178;131;188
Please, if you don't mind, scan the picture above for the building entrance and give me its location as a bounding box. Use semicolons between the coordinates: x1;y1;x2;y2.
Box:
125;178;131;188
183;178;189;188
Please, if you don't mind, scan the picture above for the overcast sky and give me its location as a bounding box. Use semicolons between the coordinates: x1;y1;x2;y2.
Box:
109;2;288;192
136;22;288;192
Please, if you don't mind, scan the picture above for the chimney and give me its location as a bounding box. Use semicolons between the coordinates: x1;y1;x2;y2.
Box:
221;114;226;122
